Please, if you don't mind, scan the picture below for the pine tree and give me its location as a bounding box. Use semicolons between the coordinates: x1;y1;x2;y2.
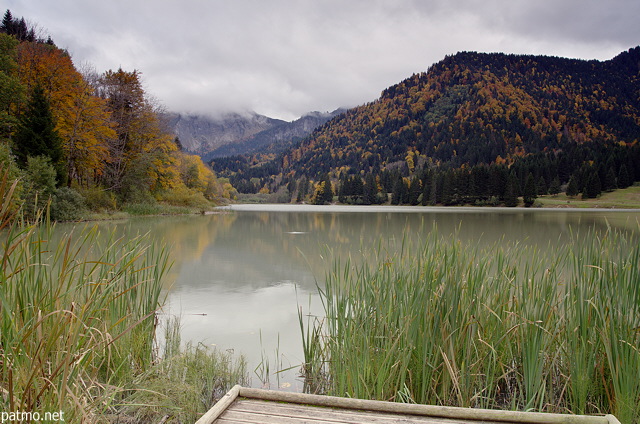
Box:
604;168;617;192
504;172;519;207
618;164;630;189
566;175;579;197
548;177;561;195
441;171;455;205
391;175;408;205
537;175;547;195
583;173;601;199
321;174;333;204
523;173;537;207
1;10;13;34
408;176;422;205
428;174;438;205
13;85;66;186
363;173;378;205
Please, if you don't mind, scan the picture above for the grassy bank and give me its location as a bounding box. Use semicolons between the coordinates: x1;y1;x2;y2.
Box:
0;169;247;422
538;184;640;209
301;228;640;422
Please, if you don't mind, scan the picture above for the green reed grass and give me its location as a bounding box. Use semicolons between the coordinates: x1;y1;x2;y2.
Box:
0;217;170;421
0;167;247;422
301;226;640;422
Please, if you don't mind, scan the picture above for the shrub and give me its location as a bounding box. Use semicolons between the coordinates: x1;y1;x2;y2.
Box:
50;187;86;221
157;185;211;209
77;186;117;212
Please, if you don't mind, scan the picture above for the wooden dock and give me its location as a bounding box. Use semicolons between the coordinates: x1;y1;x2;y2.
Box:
196;386;621;424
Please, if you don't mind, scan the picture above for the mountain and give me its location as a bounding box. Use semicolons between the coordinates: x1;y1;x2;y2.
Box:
213;47;640;205
166;112;285;155
203;109;345;160
281;47;640;176
166;108;345;160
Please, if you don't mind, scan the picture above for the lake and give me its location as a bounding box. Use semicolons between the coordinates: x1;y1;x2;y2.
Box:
57;205;640;391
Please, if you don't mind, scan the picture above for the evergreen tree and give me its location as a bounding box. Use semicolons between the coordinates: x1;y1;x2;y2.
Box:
583;173;601;199
428;173;439;205
604;168;617;192
391;175;408;205
537;175;547;195
174;136;183;151
548;177;561;195
441;171;455;205
337;174;348;203
321;174;333;204
408;176;422;205
618;164;630;189
363;173;378;205
523;173;537;207
14;85;66;186
504;172;519;207
1;10;13;34
352;175;364;200
566;175;579;197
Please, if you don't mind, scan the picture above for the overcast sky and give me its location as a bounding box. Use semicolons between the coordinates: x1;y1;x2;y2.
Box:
6;0;640;121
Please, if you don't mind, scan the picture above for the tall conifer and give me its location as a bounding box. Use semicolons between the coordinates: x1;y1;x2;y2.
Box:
14;85;66;186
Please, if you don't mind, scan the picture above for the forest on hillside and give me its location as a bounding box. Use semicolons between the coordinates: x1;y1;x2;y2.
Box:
213;48;640;206
0;10;235;221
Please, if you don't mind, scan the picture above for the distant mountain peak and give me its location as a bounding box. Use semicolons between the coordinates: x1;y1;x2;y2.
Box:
165;108;345;159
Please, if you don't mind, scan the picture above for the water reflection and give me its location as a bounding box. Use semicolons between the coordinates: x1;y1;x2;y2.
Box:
54;205;639;390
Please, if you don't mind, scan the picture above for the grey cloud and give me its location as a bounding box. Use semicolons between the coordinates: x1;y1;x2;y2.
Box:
9;0;639;120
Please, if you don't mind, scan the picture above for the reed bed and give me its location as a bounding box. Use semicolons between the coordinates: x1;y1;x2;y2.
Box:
1;216;169;420
301;227;640;423
0;168;247;422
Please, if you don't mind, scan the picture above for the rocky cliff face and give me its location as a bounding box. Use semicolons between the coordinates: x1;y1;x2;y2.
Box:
206;109;346;159
165;112;285;155
166;109;345;159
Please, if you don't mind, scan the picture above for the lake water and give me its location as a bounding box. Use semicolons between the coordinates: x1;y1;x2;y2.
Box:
58;205;640;391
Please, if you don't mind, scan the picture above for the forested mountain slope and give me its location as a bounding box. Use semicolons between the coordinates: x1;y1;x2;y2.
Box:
214;48;640;205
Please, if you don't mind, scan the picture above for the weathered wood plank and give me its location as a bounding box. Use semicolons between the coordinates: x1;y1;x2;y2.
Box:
237;388;610;424
196;385;241;424
228;399;494;424
203;386;619;424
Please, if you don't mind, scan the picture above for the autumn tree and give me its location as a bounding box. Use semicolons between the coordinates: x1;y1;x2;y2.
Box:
15;40;115;186
97;68;178;196
58;70;115;186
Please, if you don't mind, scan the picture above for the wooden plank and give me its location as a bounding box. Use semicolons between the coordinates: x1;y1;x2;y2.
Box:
202;387;618;424
228;399;498;424
237;388;609;424
196;385;241;424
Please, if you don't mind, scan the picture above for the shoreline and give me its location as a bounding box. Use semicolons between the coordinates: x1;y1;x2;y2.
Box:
219;203;640;213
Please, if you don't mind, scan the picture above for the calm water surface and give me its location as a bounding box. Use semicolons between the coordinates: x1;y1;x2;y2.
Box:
58;205;640;391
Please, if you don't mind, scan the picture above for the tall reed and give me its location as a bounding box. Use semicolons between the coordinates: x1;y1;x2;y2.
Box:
0;167;169;421
302;226;640;421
